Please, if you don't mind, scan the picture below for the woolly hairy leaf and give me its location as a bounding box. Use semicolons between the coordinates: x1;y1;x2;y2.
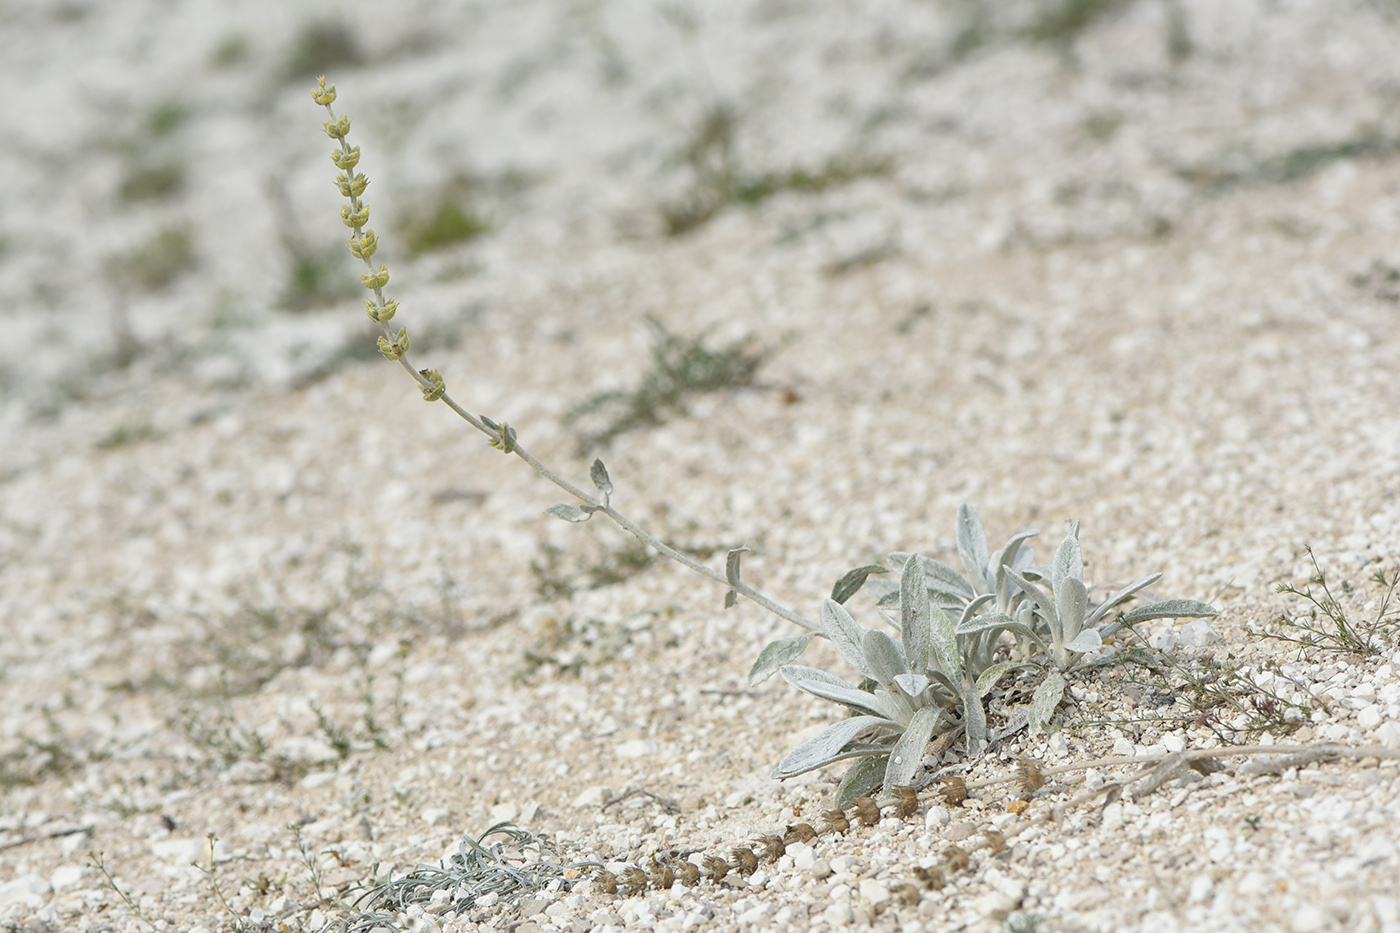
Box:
900;555;932;672
1083;572;1163;629
1051;528;1082;597
955;611;1039;643
835;755;887;809
883;707;943;796
546;504;590;523
748;634;813;685
862;629;907;685
889;553;975;601
974;659;1024;697
831;565;889;605
821;599;873;677
772;715;889;778
894;672;931;697
1006;567;1058;639
1056;576;1089;645
1064;628;1102;654
963;683;988;757
779;666;896;720
928;603;963;684
956;504;991;592
1116;598;1218;626
1029;671;1066;735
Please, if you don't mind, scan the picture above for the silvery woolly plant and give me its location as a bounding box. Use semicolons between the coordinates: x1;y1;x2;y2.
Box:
311;81;1216;804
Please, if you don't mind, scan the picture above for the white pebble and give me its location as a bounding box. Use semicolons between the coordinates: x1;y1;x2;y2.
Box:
859;879;891;905
924;806;950;829
1357;705;1384;730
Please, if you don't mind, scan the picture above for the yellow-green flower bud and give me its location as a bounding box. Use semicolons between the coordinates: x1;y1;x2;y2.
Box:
332;146;361;170
335;172;369;198
419;369;446;401
376;327;409;360
365;298;380;322
311;77;337;106
323;115;352;139
348;230;378;259
340;204;370;228
488;422;518;454
376;299;397;322
359;265;389;289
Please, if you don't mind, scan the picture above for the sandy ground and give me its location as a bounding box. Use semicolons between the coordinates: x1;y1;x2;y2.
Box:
4;1;1400;931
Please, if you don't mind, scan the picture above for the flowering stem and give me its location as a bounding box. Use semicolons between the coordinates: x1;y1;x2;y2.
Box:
312;77;817;634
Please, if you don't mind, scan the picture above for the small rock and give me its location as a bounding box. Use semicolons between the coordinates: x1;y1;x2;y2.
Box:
724;790;753;808
1180;620;1220;647
1358;705;1384;730
824;902;855;926
489;802;519;823
1102;802;1124;831
1162;733;1186;753
572;786;613;808
788;841;817;871
50;865;85;890
810;858;833;880
924;806;950;830
944;821;976;841
0;874;51;909
615;739;654;759
859;879;890;905
477;891;500;908
421;807;452;826
1291;904;1330;933
1187;874;1214;904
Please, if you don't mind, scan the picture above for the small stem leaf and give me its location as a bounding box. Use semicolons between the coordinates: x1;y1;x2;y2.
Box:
821;599;874;677
1082;572;1165;629
959;593;997;626
589;459;613;498
957;504;991;593
956;611;1041;646
862;629;908;685
900;555;932;671
779;666;900;720
1005;567;1060;645
1056;576;1089;646
962;682;988;757
748;634;814;685
831;564;889;604
726;547;750;588
772;715;889;779
724;589;737;609
1116;599;1219;627
894;672;931;697
1064;628;1103;655
835;755;887;810
545;504;591;523
1029;671;1066;735
992;530;1040;581
882;706;945;796
974;659;1026;697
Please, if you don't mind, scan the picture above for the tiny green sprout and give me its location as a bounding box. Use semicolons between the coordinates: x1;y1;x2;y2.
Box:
1244;814;1262;829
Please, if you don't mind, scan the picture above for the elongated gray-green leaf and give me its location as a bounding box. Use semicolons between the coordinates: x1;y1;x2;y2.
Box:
780;666;895;720
748;634;813;685
1029;671;1066;735
589;458;613;497
1083;572;1164;629
894;672;931;697
1006;567;1060;643
1117;599;1218;626
900;554;932;672
963;682;987;757
1056;576;1089;646
889;554;975;600
956;504;991;593
928;603;963;684
821;599;873;677
725;547;749;587
1051;531;1082;597
546;504;591;523
882;706;944;796
835;754;887;809
1064;628;1102;654
862;629;907;685
772;715;888;778
831;564;889;605
974;659;1026;697
993;530;1040;578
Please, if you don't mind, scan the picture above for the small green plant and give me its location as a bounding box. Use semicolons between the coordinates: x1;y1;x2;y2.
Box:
90;852;160;932
331;822;596;933
1262;548;1400;656
111;227;197;292
564;315;772;450
661;104;891;235
1004;912;1047;933
400;202;490;254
